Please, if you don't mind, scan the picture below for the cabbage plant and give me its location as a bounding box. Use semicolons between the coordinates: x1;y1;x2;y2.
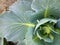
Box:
0;0;60;45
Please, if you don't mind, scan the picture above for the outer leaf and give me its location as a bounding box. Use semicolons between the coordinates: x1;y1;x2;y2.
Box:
9;0;33;15
0;0;35;45
20;0;33;3
0;11;35;45
0;38;3;45
31;0;60;11
31;0;60;18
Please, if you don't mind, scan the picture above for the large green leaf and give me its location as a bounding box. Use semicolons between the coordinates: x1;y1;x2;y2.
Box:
9;0;33;15
0;38;3;45
0;11;35;45
31;0;60;18
0;0;35;45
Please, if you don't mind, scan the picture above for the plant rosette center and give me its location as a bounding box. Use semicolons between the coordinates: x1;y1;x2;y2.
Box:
34;18;60;43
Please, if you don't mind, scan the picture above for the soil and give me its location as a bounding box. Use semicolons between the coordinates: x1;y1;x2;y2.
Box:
0;0;17;13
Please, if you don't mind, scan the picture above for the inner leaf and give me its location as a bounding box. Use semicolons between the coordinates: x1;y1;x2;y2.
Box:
34;18;59;43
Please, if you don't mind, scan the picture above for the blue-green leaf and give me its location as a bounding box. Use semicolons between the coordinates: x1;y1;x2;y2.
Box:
9;0;33;15
0;11;35;45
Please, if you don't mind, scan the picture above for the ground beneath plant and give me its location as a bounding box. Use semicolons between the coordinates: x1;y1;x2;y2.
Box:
0;0;17;13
